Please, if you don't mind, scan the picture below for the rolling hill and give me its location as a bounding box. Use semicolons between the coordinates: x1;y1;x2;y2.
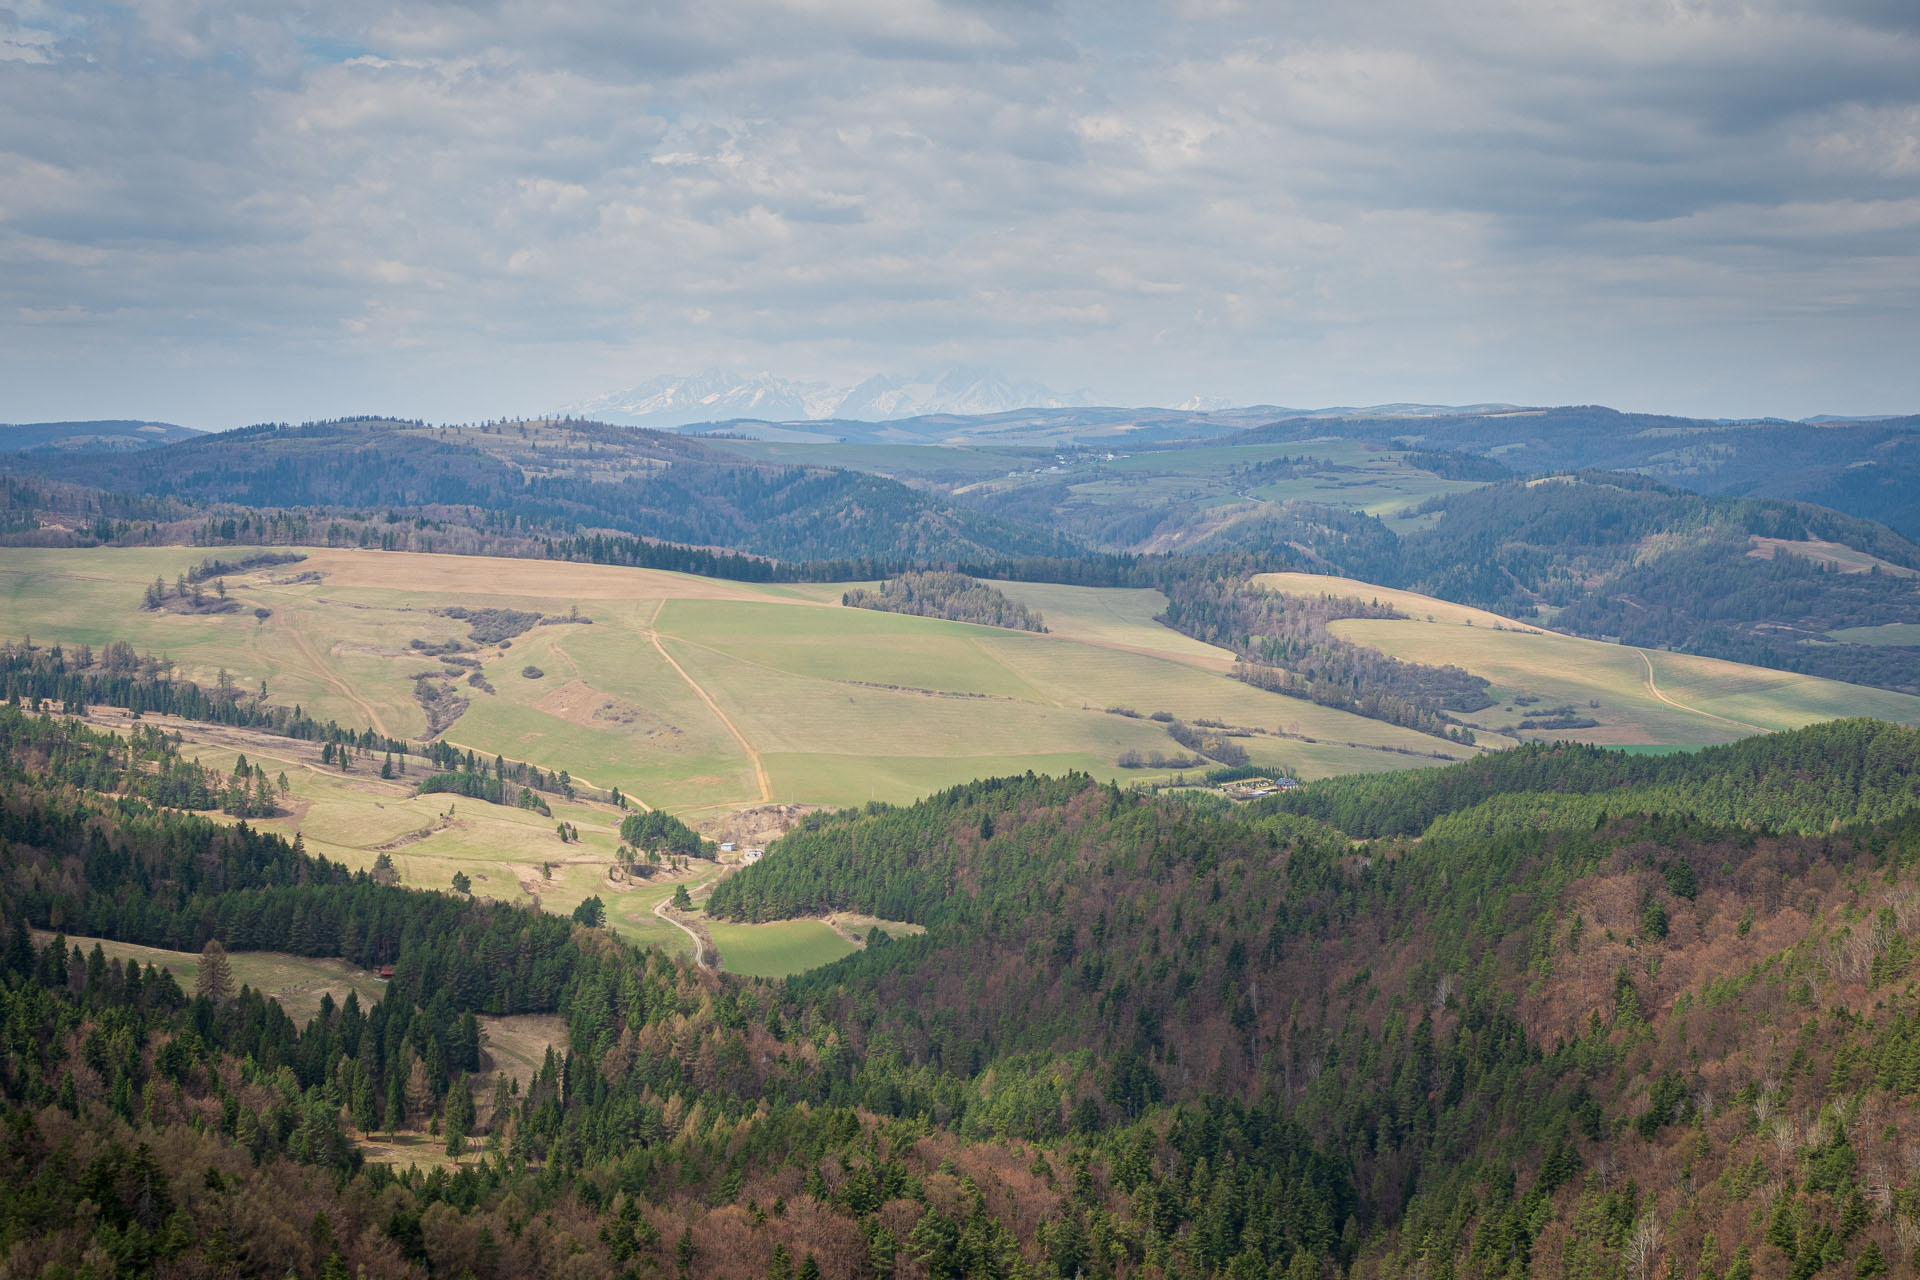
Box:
6;536;1920;1280
2;416;1076;565
0;419;201;452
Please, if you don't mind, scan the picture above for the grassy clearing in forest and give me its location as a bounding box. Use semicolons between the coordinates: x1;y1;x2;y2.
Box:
32;931;566;1080
703;919;859;978
31;930;387;1025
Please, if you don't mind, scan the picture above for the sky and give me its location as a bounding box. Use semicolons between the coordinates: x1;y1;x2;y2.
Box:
2;0;1917;428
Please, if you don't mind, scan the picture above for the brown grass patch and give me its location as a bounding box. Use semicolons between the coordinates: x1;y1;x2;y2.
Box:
478;1013;567;1084
1747;535;1917;577
532;678;652;729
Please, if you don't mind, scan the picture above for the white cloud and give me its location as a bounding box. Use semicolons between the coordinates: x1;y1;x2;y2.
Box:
0;0;1915;424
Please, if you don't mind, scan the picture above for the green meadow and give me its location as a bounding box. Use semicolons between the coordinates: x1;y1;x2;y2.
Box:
8;545;1914;979
703;920;859;978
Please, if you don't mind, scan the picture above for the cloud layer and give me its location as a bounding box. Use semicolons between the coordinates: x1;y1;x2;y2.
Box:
2;0;1917;424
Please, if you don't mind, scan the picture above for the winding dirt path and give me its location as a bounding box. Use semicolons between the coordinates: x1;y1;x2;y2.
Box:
642;602;771;805
654;869;724;969
1635;648;1768;735
283;620;390;737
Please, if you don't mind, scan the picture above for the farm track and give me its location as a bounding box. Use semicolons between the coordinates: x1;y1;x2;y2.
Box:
654;869;723;969
643;602;771;805
283;620;391;737
1635;648;1769;735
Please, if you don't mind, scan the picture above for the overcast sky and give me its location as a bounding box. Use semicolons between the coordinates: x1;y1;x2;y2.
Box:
2;0;1917;427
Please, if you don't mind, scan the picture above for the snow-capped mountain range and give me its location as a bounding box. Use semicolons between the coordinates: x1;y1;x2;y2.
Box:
559;368;1108;429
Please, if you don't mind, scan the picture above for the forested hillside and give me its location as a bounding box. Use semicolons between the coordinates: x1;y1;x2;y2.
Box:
9;700;1920;1278
1384;476;1920;692
1165;474;1920;695
1234;408;1920;539
1155;574;1488;740
5;417;1075;565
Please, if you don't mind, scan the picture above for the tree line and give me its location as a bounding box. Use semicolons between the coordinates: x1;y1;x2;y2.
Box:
842;571;1048;632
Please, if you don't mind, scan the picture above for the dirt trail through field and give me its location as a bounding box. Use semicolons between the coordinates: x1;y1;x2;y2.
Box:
1635;648;1768;735
642;601;771;805
654;868;724;969
282;618;391;736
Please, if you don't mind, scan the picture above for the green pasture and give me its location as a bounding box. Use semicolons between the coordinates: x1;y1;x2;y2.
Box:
1329;613;1920;746
662;598;1053;700
703;919;858;978
1826;623;1920;645
31;930;387;1025
8;544;1897;830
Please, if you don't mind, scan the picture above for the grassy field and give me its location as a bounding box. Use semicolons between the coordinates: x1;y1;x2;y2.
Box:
703;919;858;978
7;545;1893;812
11;545;1914;976
1254;572;1920;745
0;546;1481;821
33;930;388;1025
1826;623;1920;645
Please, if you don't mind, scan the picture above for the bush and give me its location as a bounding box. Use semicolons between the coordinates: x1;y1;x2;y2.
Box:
521;665;544;679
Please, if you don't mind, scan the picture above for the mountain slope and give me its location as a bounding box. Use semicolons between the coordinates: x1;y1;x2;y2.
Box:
1235;406;1920;538
1137;471;1920;695
0;419;201;452
9;669;1920;1280
563;366;1095;428
704;729;1920;1280
4;416;1077;564
1383;474;1920;692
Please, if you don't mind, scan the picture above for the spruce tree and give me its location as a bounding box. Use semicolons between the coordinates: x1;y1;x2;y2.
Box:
196;939;233;1004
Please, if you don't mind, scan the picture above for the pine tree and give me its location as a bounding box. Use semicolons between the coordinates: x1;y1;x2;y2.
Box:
445;1077;473;1156
196;938;233;1004
386;1069;406;1138
352;1071;378;1132
404;1054;434;1131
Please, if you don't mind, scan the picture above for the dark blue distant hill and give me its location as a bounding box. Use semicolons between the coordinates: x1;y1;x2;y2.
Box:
0;420;202;453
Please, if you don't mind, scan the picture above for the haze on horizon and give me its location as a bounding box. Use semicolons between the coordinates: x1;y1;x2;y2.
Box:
2;0;1917;430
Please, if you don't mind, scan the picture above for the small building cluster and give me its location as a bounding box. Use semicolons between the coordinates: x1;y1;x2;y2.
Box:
1222;777;1301;801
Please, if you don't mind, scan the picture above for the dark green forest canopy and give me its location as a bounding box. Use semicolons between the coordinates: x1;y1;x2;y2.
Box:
843;571;1049;632
11;687;1920;1278
1262;718;1920;839
6;418;1079;565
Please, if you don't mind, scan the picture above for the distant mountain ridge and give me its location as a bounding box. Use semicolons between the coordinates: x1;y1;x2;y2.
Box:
0;420;201;452
560;366;1100;428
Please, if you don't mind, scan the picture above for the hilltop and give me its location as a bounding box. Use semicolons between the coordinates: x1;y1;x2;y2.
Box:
6;416;1074;565
0;419;201;452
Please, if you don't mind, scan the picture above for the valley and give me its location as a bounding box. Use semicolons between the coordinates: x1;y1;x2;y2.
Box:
3;410;1920;1280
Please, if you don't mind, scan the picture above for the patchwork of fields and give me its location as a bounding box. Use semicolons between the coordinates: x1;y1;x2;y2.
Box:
0;546;1478;818
7;545;1915;977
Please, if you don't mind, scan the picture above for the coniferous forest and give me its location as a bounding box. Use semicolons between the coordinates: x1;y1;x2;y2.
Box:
3;688;1920;1279
10;2;1920;1276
